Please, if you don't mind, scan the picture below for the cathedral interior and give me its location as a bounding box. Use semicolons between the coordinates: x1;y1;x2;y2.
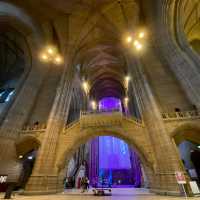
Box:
0;0;200;199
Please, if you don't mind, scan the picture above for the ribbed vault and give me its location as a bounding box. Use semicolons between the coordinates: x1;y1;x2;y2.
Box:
176;0;200;54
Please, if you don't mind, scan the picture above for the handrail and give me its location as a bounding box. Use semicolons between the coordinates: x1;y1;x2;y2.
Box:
22;124;47;131
64;119;79;130
80;109;122;117
21;111;143;134
162;110;200;121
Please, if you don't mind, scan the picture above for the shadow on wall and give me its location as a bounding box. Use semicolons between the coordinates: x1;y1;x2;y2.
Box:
190;40;200;55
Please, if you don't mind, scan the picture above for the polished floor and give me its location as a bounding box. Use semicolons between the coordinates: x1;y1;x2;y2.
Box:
0;188;199;200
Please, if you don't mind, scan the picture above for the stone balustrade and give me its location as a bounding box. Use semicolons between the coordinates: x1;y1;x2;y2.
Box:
64;119;79;130
162;110;200;121
21;109;198;135
80;110;123;128
20;111;143;135
22;124;47;132
80;109;121;117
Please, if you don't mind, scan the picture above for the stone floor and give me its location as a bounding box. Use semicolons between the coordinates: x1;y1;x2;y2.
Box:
0;188;200;200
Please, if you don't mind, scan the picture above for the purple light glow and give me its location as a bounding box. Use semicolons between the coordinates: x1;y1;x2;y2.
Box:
89;98;142;187
99;136;131;169
99;97;122;111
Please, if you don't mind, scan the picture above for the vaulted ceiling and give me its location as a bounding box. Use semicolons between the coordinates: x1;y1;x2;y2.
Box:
2;0;140;100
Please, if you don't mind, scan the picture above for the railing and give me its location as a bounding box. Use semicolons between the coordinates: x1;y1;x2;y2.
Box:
20;110;143;134
80;109;122;117
22;124;47;132
162;110;200;121
124;115;143;125
64;119;79;130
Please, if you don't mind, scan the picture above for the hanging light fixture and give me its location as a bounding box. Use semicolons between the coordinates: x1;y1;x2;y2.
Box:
39;44;63;65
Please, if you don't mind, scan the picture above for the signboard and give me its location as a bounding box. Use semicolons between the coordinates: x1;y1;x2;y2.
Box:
0;175;7;183
189;181;200;195
175;171;186;184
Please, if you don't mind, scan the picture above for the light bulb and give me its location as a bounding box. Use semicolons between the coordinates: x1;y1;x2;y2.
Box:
139;32;145;39
54;55;63;65
40;53;49;62
133;40;139;47
126;36;132;43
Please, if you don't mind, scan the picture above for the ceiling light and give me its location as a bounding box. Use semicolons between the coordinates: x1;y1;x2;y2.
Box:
135;43;142;51
46;45;56;55
91;101;97;110
47;48;53;55
124;97;129;102
124;97;129;107
126;36;132;43
82;81;89;94
139;32;145;39
54;55;63;65
28;156;33;160
125;76;130;82
40;53;49;62
133;40;139;47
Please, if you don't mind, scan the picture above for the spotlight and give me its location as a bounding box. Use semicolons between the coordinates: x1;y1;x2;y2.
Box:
124;97;129;107
125;76;130;82
18;155;23;159
54;55;63;65
126;36;132;43
47;47;53;55
135;43;142;51
125;76;130;89
139;31;145;39
197;145;200;149
91;100;97;110
124;97;129;103
28;156;33;160
133;40;139;47
40;53;49;62
39;45;63;65
82;81;89;94
46;45;56;55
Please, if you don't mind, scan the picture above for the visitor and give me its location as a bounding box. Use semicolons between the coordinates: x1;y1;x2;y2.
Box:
80;177;89;193
85;177;90;191
80;177;85;193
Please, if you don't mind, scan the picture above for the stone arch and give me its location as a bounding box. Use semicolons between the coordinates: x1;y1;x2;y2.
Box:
16;136;41;157
170;123;200;145
167;0;200;64
56;123;154;186
0;2;43;42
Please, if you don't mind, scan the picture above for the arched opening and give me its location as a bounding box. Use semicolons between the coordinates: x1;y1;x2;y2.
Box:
171;0;200;56
15;137;40;190
0;24;31;116
57;128;153;195
65;136;143;190
172;125;200;186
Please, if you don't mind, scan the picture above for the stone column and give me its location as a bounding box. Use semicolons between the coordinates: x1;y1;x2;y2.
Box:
25;15;76;194
25;54;75;193
126;53;189;195
0;41;48;184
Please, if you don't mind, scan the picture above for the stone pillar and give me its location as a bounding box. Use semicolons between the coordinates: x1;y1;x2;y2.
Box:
127;54;189;195
25;56;75;193
0;42;48;185
25;15;76;194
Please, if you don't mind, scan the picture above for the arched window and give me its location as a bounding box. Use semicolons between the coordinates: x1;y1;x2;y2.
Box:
0;26;29;114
